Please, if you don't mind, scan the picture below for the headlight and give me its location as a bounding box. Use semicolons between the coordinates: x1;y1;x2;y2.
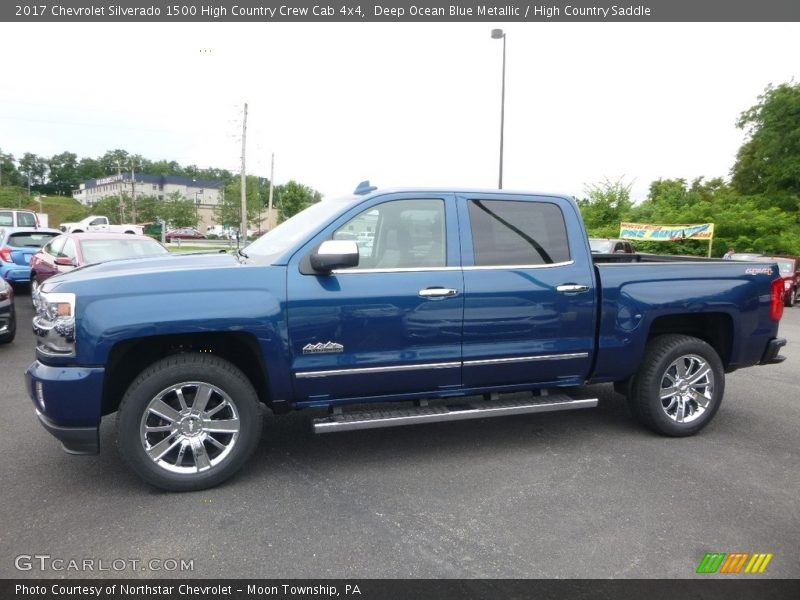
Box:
32;291;76;357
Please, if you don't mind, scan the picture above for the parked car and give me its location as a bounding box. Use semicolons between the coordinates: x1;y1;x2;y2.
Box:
0;208;41;228
0;227;62;286
729;253;798;306
589;238;636;254
0;278;15;343
165;228;206;241
59;215;143;235
29;232;169;296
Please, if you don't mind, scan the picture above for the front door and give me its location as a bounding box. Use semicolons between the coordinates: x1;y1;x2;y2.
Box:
286;193;463;404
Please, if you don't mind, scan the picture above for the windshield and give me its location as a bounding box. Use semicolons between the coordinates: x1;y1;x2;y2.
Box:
80;238;168;264
589;239;613;253
243;196;357;264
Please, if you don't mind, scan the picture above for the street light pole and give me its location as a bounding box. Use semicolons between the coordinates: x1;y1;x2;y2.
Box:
491;28;506;190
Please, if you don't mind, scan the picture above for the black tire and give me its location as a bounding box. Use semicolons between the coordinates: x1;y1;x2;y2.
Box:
0;303;15;344
30;276;40;306
786;288;797;307
116;354;262;491
629;334;724;437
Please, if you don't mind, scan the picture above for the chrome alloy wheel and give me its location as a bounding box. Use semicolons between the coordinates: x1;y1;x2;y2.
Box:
139;381;241;474
659;354;714;424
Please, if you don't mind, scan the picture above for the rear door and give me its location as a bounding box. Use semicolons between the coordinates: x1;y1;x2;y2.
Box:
458;193;597;389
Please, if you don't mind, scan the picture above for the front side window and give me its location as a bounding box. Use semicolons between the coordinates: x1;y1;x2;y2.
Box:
333;199;446;270
468;199;570;266
45;236;66;257
60;238;77;261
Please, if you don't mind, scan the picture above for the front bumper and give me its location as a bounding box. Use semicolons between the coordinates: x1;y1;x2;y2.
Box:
26;361;105;455
36;410;98;454
760;337;787;365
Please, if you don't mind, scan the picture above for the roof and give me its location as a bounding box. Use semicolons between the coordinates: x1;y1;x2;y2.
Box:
83;173;223;190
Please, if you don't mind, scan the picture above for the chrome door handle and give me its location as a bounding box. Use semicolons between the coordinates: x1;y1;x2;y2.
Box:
556;284;591;294
419;287;459;298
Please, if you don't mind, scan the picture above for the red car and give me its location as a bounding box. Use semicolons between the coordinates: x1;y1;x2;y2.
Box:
29;232;169;296
731;253;798;307
768;256;799;307
165;228;206;241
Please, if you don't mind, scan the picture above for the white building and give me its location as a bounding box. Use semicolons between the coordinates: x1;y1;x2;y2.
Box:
73;173;224;228
73;173;223;207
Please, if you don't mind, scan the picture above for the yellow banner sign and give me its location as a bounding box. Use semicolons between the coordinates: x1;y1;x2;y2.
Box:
619;222;714;241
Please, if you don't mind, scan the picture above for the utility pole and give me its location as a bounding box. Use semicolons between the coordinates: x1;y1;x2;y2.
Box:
267;152;275;231
116;161;125;222
129;160;138;223
240;102;248;244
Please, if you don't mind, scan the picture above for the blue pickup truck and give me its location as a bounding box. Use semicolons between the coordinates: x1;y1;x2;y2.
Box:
26;187;788;490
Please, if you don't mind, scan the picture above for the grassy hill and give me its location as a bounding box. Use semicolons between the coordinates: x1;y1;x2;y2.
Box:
0;187;86;228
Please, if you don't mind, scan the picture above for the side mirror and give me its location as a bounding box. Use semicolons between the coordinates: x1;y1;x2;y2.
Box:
310;240;359;273
55;256;75;267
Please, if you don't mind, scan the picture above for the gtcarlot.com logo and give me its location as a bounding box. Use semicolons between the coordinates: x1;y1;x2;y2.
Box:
696;552;773;574
14;554;194;572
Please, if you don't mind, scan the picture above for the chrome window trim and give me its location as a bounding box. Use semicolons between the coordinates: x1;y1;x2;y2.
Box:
331;260;574;275
296;361;461;379
331;266;461;274
463;353;589;367
463;260;574;271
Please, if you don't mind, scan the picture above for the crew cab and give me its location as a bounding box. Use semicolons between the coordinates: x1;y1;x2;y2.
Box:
59;215;143;236
26;187;787;491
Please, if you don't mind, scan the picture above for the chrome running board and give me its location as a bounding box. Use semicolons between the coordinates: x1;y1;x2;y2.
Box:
313;394;598;434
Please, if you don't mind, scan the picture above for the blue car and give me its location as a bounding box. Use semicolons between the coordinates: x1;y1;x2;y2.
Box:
0;227;62;286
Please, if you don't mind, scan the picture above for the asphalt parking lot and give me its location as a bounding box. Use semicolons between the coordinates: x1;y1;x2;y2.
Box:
1;288;798;579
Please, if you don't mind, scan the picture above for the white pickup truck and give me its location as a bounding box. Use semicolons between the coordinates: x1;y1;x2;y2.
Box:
59;215;143;235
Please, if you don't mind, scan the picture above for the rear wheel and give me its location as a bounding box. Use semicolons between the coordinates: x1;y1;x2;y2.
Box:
117;354;262;491
629;334;724;437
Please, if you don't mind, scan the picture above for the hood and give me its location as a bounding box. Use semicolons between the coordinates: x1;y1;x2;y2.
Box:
41;252;254;296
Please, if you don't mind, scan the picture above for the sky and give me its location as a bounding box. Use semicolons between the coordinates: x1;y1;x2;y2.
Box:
1;21;798;201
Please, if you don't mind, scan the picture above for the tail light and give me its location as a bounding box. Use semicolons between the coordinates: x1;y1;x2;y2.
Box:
770;278;785;321
0;246;12;263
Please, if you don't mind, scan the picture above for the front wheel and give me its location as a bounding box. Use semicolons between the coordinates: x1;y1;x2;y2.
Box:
629;334;724;437
117;354;263;491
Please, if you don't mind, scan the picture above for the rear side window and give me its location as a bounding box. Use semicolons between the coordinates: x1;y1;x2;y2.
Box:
0;212;12;227
468;199;570;266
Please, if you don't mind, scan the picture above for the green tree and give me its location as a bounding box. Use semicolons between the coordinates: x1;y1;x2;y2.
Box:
215;176;262;229
18;153;48;191
161;192;197;228
76;157;105;182
577;178;633;238
278;180;322;223
731;82;800;212
0;150;24;187
47;151;79;196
